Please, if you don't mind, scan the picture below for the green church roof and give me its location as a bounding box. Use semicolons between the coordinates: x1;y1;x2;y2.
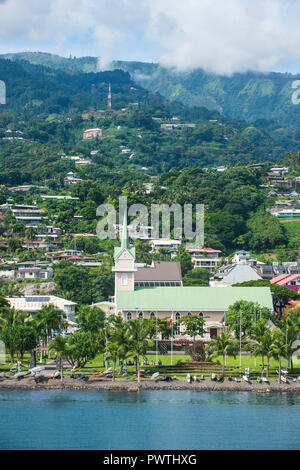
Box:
117;286;273;311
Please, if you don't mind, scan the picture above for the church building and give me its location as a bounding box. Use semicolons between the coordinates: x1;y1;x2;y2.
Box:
111;213;273;340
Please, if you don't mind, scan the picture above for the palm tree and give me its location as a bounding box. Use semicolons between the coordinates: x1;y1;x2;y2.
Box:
32;305;67;345
127;319;152;384
0;296;9;309
25;227;37;241
248;319;269;376
105;342;120;381
282;310;300;371
0;306;27;332
48;336;68;382
284;323;299;372
110;318;131;369
270;330;287;383
248;331;274;378
207;332;238;377
262;331;273;377
30;305;67;363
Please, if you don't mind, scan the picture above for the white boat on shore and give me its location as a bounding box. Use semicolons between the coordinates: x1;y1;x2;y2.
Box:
29;366;45;376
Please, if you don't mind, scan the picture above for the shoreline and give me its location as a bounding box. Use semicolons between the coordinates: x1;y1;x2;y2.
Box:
1;377;300;393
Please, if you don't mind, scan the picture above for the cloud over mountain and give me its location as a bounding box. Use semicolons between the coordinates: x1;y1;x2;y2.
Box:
0;0;300;74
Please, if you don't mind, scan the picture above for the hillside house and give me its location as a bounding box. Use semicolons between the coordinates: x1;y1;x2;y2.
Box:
83;128;102;140
186;247;221;272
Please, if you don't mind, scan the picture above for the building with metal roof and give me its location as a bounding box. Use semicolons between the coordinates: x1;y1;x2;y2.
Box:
112;215;273;340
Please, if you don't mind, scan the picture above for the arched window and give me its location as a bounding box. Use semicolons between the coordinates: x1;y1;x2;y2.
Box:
199;312;203;317
138;312;143;319
150;312;156;318
121;273;128;286
127;312;132;321
187;312;192;316
174;312;181;335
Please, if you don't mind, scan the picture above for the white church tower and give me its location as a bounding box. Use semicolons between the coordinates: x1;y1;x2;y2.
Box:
112;211;137;306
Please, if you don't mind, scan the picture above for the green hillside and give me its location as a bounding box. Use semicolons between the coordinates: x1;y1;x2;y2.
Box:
3;52;300;127
0;55;299;260
0;57;164;116
115;61;300;127
1;56;300;179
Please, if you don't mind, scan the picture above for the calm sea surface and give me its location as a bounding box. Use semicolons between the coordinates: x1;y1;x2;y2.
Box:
0;389;299;450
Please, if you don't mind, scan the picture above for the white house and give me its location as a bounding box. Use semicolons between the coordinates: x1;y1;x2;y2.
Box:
186;247;222;272
7;295;77;323
210;263;262;287
150;238;182;256
83;128;102;140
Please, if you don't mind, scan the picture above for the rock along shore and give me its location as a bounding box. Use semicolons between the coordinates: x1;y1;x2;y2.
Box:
0;376;300;393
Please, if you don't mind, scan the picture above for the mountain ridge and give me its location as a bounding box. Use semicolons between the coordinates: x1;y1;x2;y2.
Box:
2;51;300;126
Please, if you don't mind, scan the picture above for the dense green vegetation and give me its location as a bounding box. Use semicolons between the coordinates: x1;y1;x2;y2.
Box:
1;297;299;381
1;56;300;179
4;52;300;128
0;54;299;309
115;61;300;127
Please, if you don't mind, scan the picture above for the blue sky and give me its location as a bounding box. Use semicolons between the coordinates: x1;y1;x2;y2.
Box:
0;0;300;75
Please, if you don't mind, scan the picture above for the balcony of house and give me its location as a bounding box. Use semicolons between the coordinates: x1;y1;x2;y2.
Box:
186;248;222;273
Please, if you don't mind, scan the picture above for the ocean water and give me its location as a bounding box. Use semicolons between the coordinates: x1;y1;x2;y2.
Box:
0;389;299;450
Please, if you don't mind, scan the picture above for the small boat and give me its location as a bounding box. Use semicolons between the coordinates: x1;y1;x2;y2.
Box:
211;373;216;381
100;367;112;376
35;371;45;378
29;366;45;374
53;371;61;379
261;377;269;384
242;375;250;382
14;372;28;379
33;372;46;383
281;376;289;383
151;372;159;380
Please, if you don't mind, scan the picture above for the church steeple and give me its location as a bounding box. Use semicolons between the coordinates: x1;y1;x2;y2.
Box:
112;210;137;296
113;210;136;261
121;210;129;250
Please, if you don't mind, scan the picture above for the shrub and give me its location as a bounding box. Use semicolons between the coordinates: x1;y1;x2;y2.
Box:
188;341;206;362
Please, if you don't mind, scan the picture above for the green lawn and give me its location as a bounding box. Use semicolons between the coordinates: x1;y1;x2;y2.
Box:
1;352;298;381
0;352;52;371
280;219;300;236
84;352;289;378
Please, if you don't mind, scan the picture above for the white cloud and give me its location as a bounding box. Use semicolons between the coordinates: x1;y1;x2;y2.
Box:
147;0;300;74
0;0;300;74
